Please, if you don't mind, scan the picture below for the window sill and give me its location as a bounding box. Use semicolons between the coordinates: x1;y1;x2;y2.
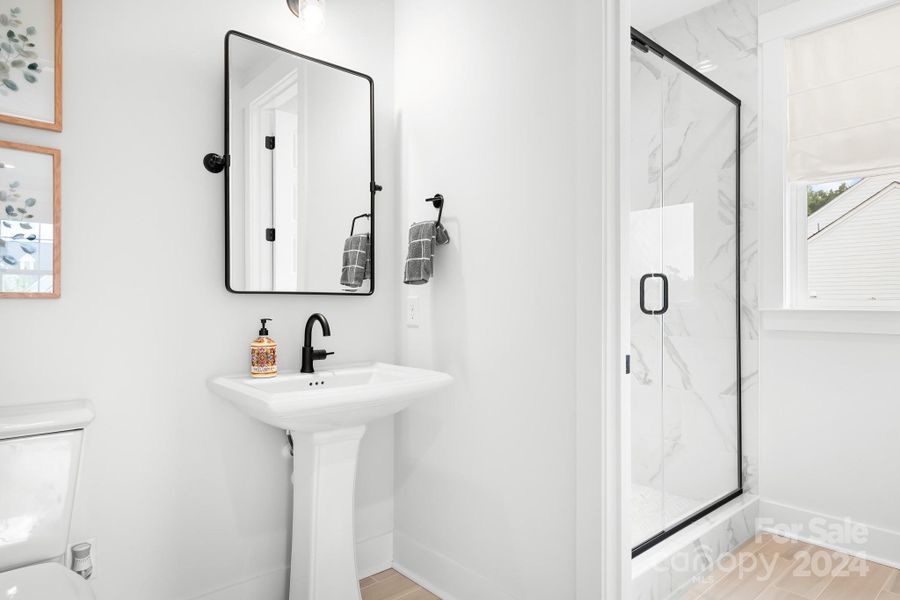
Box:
761;308;900;335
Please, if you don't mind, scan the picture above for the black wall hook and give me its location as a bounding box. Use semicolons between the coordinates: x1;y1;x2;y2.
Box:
426;194;444;226
204;153;226;174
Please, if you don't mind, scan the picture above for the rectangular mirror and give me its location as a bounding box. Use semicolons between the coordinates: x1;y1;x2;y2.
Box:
226;31;375;295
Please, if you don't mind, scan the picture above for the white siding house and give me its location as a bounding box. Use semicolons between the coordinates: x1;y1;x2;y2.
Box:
808;176;900;299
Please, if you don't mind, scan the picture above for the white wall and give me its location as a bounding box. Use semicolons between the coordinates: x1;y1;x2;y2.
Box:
759;330;900;543
393;1;578;598
0;0;398;598
756;0;900;565
303;64;372;292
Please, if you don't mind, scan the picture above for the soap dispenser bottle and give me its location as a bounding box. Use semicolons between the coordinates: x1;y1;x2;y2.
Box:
250;318;277;378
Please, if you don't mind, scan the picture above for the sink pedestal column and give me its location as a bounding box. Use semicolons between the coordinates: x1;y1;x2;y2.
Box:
289;425;366;600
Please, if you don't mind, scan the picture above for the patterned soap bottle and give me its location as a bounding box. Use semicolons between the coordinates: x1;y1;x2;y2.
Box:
250;318;277;378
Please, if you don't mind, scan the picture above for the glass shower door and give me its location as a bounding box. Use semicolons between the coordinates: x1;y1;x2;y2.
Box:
630;29;742;554
629;45;666;548
658;53;740;530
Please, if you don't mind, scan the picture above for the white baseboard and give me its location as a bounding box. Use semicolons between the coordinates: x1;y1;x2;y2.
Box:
189;567;289;600
188;533;393;600
759;499;900;569
393;531;518;600
356;532;394;579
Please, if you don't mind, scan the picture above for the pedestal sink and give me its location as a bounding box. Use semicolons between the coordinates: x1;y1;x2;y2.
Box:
208;362;452;600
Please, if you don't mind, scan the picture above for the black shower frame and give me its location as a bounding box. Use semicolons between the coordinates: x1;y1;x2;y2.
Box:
630;27;743;559
222;30;378;296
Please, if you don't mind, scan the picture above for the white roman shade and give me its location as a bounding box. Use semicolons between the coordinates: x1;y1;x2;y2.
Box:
787;3;900;181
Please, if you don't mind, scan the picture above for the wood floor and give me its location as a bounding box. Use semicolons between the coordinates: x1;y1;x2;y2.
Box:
357;536;900;600
360;569;440;600
677;533;900;600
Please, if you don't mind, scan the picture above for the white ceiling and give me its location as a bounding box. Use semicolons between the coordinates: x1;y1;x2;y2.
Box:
631;0;727;31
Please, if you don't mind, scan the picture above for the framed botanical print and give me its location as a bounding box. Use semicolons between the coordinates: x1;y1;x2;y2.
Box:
0;0;61;131
0;140;60;298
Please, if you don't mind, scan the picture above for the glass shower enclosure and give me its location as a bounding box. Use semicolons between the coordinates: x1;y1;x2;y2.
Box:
629;28;742;556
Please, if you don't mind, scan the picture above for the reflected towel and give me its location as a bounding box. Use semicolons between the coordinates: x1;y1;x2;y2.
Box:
403;221;450;285
341;233;370;289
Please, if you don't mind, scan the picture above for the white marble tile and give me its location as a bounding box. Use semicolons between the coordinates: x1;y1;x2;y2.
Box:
632;495;760;600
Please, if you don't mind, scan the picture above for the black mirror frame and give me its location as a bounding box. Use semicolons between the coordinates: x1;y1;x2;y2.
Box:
223;30;379;296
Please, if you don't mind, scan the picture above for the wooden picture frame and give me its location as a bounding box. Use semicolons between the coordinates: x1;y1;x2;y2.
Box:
0;140;60;298
0;0;62;131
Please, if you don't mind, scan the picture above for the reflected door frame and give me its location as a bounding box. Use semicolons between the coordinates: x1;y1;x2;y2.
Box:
245;69;299;291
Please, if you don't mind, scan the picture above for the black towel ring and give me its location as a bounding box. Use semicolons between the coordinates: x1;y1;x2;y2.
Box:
350;213;370;236
426;194;444;227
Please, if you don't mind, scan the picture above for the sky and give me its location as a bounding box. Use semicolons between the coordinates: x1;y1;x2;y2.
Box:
809;178;861;193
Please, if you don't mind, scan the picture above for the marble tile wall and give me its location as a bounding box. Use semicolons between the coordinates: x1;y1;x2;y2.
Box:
648;0;760;501
629;0;760;595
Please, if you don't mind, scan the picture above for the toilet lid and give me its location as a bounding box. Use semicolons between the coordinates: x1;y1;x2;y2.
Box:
0;562;95;599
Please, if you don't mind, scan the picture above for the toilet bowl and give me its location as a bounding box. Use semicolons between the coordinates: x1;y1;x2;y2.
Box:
0;400;96;599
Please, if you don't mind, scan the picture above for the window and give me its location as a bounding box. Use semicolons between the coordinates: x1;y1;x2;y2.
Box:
0;220;54;294
801;173;900;304
780;3;900;308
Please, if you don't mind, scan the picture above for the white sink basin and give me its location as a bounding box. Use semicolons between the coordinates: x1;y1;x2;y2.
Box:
208;361;451;600
209;361;452;432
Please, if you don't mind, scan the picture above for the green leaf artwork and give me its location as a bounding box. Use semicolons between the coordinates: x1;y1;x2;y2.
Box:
0;7;38;91
0;179;36;222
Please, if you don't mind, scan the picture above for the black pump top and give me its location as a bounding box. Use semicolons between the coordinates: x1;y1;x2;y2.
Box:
259;318;272;336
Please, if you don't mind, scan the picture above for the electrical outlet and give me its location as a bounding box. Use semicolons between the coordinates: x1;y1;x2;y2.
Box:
406;296;420;327
68;538;97;580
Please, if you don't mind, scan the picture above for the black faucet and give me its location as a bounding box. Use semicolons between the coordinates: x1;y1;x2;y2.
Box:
301;313;333;373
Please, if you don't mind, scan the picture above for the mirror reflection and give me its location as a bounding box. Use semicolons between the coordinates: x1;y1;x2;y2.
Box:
227;32;374;294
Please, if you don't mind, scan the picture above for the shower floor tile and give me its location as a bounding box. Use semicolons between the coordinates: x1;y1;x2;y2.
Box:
631;483;704;546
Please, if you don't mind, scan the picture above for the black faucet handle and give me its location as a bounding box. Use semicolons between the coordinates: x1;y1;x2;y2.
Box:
313;349;334;360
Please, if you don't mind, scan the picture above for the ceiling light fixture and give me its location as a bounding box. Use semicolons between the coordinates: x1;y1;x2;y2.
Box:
287;0;326;34
696;59;718;74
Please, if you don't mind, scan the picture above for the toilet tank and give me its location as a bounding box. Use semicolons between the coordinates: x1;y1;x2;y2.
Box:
0;400;94;572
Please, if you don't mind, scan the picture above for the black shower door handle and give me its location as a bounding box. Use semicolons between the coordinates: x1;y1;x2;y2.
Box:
639;273;669;315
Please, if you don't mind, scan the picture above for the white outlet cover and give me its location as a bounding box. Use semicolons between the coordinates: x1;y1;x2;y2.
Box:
406;296;420;327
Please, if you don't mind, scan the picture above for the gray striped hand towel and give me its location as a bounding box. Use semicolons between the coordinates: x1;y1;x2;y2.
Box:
341;233;370;289
403;221;450;285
